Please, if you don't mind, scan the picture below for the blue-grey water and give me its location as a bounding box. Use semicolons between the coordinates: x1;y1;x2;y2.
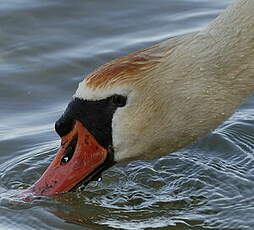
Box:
1;0;254;229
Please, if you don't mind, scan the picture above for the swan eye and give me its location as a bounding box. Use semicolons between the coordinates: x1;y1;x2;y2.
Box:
112;95;127;107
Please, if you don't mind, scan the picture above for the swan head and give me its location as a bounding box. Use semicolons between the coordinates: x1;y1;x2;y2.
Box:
27;46;179;196
26;35;236;196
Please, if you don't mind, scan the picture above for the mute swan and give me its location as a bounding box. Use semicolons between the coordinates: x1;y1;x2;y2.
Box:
26;0;254;196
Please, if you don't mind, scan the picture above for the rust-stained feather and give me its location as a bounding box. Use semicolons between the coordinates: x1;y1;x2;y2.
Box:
85;44;167;89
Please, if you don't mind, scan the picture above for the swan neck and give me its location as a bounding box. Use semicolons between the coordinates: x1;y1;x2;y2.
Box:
207;0;254;57
153;0;254;154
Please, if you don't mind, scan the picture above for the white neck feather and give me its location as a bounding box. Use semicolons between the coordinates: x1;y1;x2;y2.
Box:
134;0;254;157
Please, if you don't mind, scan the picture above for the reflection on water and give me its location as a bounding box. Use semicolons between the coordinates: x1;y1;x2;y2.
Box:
1;0;254;229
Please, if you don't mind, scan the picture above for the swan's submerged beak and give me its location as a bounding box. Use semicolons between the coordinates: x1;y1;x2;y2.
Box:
28;121;108;196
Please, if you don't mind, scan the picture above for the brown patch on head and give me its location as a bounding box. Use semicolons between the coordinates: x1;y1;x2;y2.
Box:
86;44;167;89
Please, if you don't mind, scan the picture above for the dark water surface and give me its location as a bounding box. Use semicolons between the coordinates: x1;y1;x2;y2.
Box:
1;0;254;229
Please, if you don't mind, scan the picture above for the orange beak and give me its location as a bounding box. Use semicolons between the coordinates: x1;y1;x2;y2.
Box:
27;120;108;196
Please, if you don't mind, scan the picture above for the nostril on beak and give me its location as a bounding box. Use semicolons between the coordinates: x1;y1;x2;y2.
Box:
55;115;74;137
